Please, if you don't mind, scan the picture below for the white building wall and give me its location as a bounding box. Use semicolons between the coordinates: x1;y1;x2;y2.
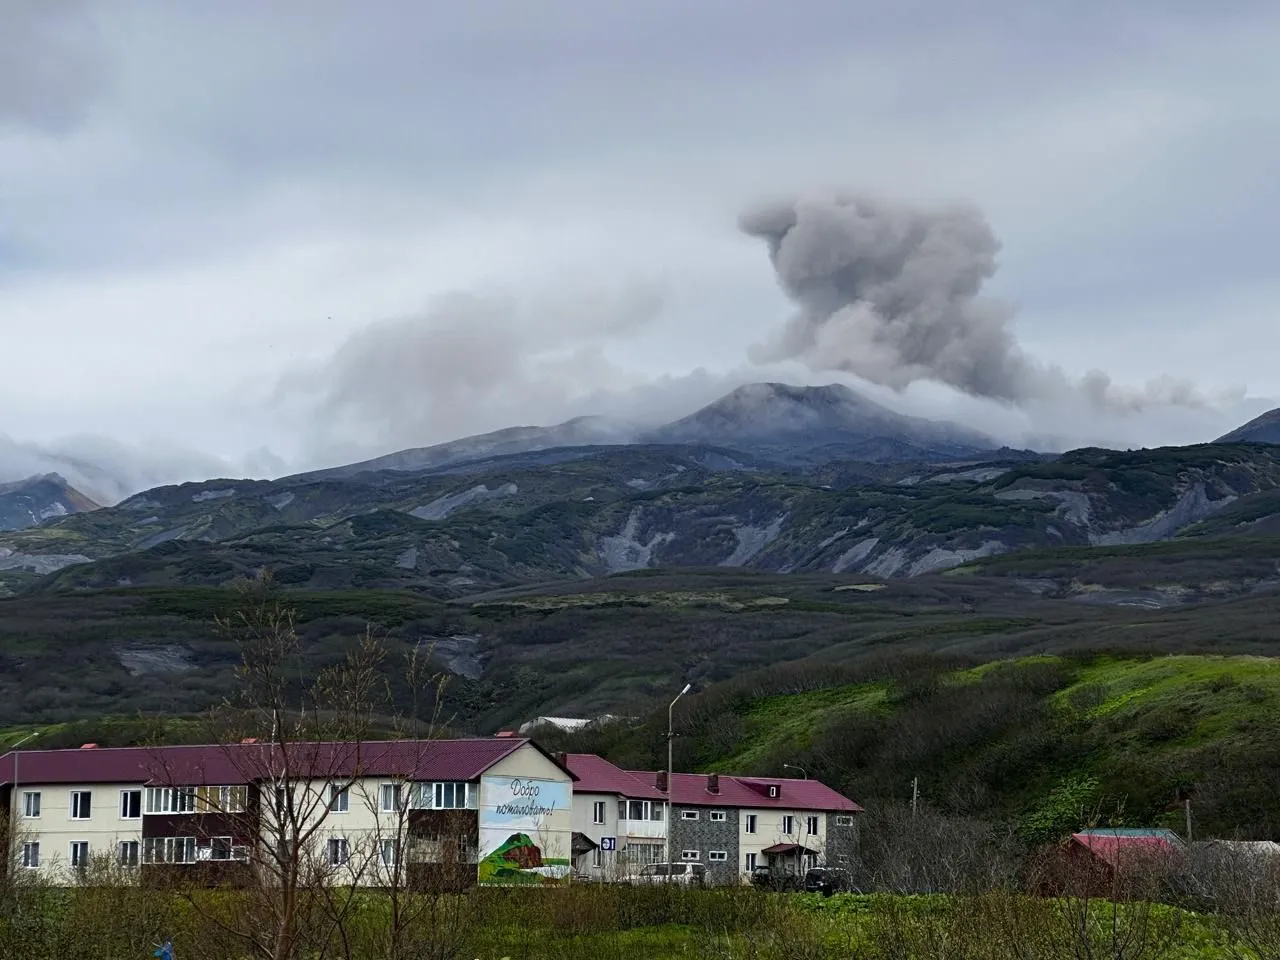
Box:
12;782;145;884
737;806;827;880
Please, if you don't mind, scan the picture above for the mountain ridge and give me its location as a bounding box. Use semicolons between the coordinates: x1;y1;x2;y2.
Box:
0;473;100;533
293;381;1004;483
1218;406;1280;445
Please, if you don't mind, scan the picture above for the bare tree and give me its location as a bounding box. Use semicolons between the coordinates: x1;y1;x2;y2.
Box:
153;576;390;960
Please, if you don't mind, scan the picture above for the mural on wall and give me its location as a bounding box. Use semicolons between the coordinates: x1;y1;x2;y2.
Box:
478;775;572;885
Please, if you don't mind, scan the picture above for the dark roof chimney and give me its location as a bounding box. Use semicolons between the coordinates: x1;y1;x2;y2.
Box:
707;773;720;794
656;770;668;792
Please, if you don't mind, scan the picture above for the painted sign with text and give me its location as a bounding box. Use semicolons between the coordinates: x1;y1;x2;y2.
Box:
477;775;572;885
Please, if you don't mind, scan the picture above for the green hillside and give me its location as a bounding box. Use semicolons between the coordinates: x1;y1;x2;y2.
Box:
548;654;1280;840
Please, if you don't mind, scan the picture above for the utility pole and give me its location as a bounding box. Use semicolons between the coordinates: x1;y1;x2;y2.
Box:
783;764;808;780
1184;798;1192;844
911;777;919;819
664;683;691;869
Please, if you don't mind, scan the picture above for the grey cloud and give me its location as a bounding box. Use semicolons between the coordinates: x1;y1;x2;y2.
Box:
743;192;1227;411
281;285;667;460
0;0;107;133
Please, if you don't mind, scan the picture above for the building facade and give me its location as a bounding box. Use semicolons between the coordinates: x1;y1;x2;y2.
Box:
1;738;575;888
565;754;861;885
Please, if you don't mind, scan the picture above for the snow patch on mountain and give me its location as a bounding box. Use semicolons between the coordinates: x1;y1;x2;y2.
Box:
410;483;519;521
598;508;675;573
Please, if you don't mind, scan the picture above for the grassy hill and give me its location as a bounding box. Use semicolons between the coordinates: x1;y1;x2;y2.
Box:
544;653;1280;840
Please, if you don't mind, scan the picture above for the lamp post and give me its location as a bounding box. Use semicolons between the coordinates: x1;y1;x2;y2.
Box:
783;763;808;780
664;683;691;867
8;731;39;869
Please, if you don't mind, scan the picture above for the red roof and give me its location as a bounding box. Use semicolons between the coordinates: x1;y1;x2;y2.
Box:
1069;833;1182;869
0;738;549;787
761;842;821;855
564;753;665;799
627;770;862;813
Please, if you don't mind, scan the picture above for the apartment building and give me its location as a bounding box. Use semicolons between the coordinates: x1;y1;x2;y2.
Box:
565;753;861;885
647;770;861;885
566;753;667;879
1;738;574;887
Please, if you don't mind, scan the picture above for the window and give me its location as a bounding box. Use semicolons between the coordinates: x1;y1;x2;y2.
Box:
782;815;795;835
328;838;349;866
629;800;645;821
680;810;699;821
650;803;664;822
379;783;402;813
806;816;820;836
709;810;726;822
120;790;142;820
745;853;758;871
70;791;92;820
118;841;139;867
767;785;779;798
617;800;627;820
804;853;818;870
380;839;398;867
624;842;663;865
210;837;233;861
69;841;90;869
680;849;699;861
591;847;603;868
745;814;757;834
592;801;606;825
433;781;473;809
145;787;196;815
144;837;195;864
328;784;349;813
197;785;248;814
835;815;855;827
21;842;39;869
708;850;728;862
22;791;40;818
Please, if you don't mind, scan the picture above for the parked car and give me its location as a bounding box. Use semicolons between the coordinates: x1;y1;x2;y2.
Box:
803;867;853;896
634;862;706;885
750;865;802;892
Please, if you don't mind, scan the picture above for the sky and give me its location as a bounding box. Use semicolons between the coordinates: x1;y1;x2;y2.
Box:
3;0;1279;499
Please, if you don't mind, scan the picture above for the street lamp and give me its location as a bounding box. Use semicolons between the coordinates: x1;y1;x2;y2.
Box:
664;683;692;866
783;763;808;780
8;731;39;867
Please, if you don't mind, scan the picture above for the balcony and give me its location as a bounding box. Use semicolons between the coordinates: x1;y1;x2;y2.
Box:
618;817;666;839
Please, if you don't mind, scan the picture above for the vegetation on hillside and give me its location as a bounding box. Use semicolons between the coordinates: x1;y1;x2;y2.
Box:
543;653;1280;840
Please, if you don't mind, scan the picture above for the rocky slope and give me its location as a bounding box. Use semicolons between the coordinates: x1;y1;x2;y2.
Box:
1218;407;1280;445
0;473;99;532
6;440;1280;598
648;382;998;463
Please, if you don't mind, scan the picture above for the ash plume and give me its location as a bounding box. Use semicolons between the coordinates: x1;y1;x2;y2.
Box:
742;192;1221;410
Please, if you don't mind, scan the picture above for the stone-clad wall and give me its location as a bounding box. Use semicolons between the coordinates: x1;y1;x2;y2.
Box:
824;812;860;869
670;804;739;885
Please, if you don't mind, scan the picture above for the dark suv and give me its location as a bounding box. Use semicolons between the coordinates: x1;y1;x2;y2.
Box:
803;867;853;896
750;865;801;892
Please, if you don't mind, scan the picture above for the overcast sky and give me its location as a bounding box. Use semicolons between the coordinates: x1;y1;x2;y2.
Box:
3;0;1279;493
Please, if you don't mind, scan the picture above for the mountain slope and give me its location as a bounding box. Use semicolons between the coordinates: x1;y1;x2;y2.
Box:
297;416;635;481
8;442;1280;598
1218;407;1280;445
295;382;1003;483
649;382;997;462
0;473;100;532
